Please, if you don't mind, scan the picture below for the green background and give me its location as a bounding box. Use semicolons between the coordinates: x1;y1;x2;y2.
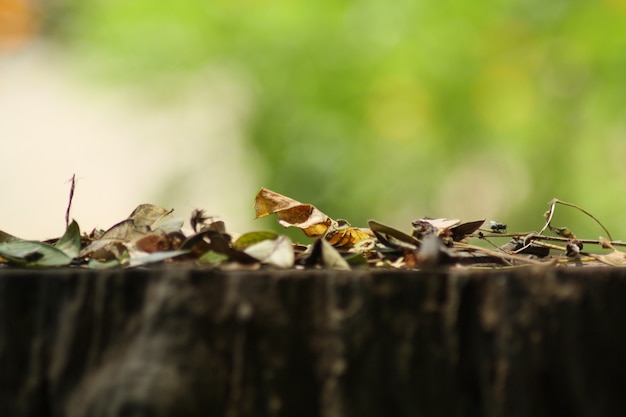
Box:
46;0;626;239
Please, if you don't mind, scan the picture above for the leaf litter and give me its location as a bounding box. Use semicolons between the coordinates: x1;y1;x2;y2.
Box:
1;182;624;270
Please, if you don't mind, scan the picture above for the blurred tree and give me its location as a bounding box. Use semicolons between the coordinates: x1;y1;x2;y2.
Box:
35;0;626;238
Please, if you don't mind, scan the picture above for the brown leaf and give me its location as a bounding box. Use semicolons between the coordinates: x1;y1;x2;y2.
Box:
254;188;333;237
450;219;485;242
135;234;171;253
326;226;373;248
79;239;128;262
593;237;626;266
369;220;420;249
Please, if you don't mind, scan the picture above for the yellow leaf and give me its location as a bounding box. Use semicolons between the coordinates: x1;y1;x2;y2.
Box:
253;188;333;237
326;225;373;248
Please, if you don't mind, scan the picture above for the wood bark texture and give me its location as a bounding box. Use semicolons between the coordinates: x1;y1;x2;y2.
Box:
1;267;625;417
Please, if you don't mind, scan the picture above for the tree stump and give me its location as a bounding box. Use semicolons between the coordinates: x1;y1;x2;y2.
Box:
1;267;625;417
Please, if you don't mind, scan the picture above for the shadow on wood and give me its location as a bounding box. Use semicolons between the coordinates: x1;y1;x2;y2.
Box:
1;267;625;417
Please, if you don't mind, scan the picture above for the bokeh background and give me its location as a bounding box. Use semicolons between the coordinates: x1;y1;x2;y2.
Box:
2;0;626;241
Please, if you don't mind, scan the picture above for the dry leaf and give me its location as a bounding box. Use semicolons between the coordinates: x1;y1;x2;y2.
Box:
101;204;179;241
135;234;172;253
128;204;173;228
254;188;333;237
325;220;373;248
101;219;146;241
305;238;351;270
79;239;128;262
369;220;420;249
593;236;626;266
450;219;485;241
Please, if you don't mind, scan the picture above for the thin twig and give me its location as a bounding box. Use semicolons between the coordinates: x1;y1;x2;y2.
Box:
455;242;552;266
554;199;614;240
539;198;614;241
65;174;76;229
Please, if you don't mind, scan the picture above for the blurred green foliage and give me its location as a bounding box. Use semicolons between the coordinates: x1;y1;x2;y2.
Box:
52;0;626;238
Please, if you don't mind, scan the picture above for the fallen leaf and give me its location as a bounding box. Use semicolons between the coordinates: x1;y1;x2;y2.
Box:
413;218;484;243
305;238;351;270
254;188;333;237
135;234;172;253
369;220;420;250
233;231;279;251
101;219;146;241
128;204;173;228
182;230;257;264
152;216;184;234
79;239;128;262
88;257;126;270
197;250;230;266
129;250;189;268
0;240;71;267
54;220;81;259
101;204;180;241
450;219;485;241
244;235;295;268
416;218;461;230
325;220;373;248
593;237;626;266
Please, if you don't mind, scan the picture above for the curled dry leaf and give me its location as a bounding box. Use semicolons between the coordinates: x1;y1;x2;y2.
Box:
254;188;333;237
325;220;373;248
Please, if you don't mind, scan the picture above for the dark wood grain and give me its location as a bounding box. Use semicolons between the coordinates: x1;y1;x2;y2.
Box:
1;267;625;417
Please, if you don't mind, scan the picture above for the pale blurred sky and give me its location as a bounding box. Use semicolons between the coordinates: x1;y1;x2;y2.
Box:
0;44;262;240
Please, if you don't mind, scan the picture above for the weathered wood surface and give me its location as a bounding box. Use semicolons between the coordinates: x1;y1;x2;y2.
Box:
1;267;625;417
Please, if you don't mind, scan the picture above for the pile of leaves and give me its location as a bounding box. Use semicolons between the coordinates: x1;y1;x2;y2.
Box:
2;182;626;270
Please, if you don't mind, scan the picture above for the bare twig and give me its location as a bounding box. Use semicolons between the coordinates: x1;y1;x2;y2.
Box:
65;174;76;229
539;198;613;241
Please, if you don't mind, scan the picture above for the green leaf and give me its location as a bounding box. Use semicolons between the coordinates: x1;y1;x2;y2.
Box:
0;241;72;267
233;231;279;251
55;220;81;259
198;250;229;265
88;258;123;270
